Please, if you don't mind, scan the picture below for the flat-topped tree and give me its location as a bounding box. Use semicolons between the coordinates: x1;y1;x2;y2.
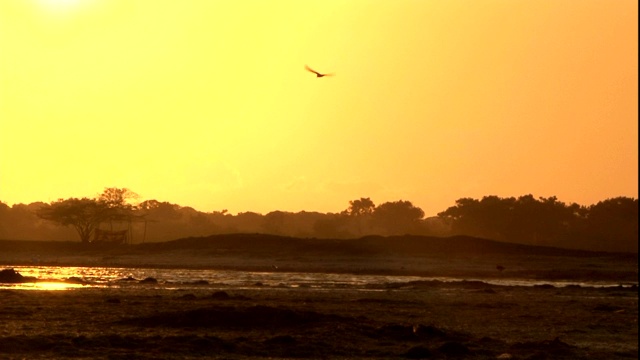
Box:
36;188;142;243
36;197;111;243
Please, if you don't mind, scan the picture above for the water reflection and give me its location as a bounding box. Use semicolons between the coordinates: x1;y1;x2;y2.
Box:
1;265;636;291
2;281;88;291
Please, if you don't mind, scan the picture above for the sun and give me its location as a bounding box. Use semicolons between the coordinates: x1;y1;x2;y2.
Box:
38;0;82;7
35;0;88;15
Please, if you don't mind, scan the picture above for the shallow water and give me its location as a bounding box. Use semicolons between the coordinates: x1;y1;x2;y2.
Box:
1;265;636;291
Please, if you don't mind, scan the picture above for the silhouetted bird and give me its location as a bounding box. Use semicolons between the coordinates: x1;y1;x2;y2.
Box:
496;265;505;272
305;65;333;78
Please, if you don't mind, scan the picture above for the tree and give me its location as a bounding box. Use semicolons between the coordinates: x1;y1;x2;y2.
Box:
507;195;580;246
263;211;287;235
36;198;112;243
372;200;425;235
438;195;596;248
36;188;142;243
586;197;638;252
343;198;375;217
0;202;13;239
313;213;352;238
342;198;376;235
438;196;516;241
97;188;140;228
98;187;139;209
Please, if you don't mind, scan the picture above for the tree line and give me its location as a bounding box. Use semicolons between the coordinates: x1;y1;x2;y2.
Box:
0;188;637;253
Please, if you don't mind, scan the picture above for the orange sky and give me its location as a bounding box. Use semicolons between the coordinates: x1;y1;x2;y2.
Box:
1;0;637;216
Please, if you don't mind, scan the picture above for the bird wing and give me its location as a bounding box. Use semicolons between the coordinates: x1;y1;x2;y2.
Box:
305;65;321;75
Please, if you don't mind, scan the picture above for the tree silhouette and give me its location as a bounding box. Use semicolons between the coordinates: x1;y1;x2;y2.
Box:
37;198;111;243
507;195;582;246
372;200;425;235
137;200;213;242
263;211;287;235
343;198;375;217
437;197;507;239
586;197;638;252
36;188;143;243
438;195;607;249
97;188;141;230
342;198;376;235
4;190;638;252
313;216;344;238
98;187;139;209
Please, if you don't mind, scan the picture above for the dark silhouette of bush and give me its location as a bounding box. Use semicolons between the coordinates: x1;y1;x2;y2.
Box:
1;192;637;253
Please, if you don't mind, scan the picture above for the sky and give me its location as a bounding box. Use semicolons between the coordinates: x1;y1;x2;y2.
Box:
0;0;637;217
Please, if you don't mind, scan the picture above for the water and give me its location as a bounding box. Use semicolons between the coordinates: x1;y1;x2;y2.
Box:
1;265;636;291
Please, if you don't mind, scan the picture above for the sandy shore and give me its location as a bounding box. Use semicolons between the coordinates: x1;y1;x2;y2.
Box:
0;276;637;359
0;238;637;359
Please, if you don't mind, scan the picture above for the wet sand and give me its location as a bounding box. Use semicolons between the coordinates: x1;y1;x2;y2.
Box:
0;280;637;359
0;237;637;359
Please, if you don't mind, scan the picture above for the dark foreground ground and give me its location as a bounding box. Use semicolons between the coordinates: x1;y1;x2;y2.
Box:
0;235;637;359
0;281;637;359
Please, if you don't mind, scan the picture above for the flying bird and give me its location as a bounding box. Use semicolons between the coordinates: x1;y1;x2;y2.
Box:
305;65;334;78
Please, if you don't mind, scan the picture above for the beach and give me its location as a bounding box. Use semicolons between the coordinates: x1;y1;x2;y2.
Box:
0;237;637;359
1;280;637;359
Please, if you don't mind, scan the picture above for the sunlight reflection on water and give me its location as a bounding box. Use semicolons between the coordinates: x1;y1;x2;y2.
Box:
0;265;636;291
7;282;89;291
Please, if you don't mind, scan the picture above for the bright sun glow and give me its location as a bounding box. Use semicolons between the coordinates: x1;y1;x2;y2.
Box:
1;0;637;217
38;0;82;7
36;0;88;15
